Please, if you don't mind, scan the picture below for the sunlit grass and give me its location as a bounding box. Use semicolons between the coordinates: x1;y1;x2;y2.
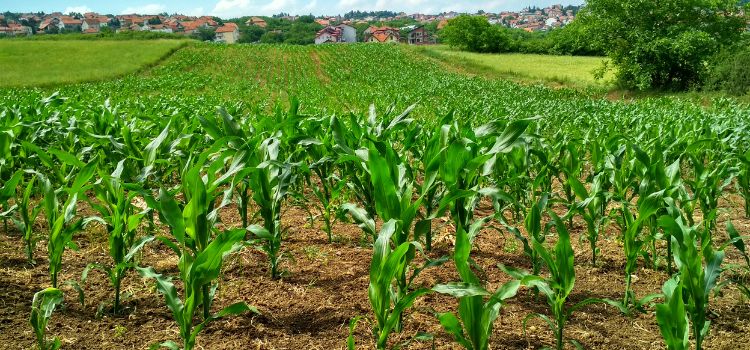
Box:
412;45;614;88
0;40;187;87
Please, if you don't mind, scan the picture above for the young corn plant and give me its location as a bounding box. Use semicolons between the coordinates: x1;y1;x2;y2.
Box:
137;229;257;350
432;213;521;350
12;174;43;264
501;194;548;277
364;220;431;350
40;158;98;288
656;213;725;350
725;222;750;298
620;190;664;310
655;278;690;350
0;170;22;235
84;160;153;314
297;125;345;242
568;173;610;266
149;152;242;319
242;137;296;279
502;213;618;350
423;119;531;350
736;150;750;218
344;140;445;332
30;287;64;350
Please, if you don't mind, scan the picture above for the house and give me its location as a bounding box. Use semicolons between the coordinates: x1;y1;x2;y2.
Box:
215;22;240;43
38;17;65;32
61;16;83;31
407;26;433;45
364;26;400;43
315;18;330;26
245;17;267;28
314;24;356;44
198;16;218;27
0;23;32;36
81;18;100;33
143;23;173;33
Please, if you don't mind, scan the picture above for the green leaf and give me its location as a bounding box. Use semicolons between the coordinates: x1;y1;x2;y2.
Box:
433;283;491;298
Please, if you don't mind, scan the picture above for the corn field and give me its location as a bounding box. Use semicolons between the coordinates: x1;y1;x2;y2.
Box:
1;43;750;349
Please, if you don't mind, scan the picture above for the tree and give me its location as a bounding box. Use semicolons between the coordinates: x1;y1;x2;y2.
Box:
442;15;511;53
578;0;747;90
239;25;265;43
193;27;216;41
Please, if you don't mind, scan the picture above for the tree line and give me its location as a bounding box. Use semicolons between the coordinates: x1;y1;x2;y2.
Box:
442;0;750;94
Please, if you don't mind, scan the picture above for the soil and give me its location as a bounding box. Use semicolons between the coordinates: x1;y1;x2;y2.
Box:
1;194;750;350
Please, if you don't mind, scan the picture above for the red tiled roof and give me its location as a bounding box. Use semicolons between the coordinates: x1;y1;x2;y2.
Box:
61;18;82;25
371;32;392;42
216;22;238;33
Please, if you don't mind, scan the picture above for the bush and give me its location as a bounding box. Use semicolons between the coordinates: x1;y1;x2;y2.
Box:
578;0;746;91
442;15;511;53
705;43;750;96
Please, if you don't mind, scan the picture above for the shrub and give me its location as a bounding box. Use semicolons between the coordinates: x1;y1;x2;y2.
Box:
705;42;750;96
578;0;746;91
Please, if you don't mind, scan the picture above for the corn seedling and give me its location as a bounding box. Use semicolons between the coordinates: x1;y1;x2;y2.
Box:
502;213;620;350
84;160;153;314
30;287;64;350
148;151;241;319
40;157;98;288
137;229;257;350
11;173;43;264
657;212;725;350
242;137;296;279
433;212;520;350
367;220;431;349
568;173;609;266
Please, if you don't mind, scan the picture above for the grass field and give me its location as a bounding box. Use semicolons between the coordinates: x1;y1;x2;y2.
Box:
413;45;614;88
0;40;186;87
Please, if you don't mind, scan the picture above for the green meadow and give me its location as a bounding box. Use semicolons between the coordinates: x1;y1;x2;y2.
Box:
0;40;186;87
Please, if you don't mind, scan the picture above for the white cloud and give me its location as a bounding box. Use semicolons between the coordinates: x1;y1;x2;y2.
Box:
185;7;206;16
63;5;93;14
210;0;316;17
121;3;167;15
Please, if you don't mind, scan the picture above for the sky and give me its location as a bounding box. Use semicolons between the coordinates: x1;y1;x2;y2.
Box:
0;0;584;18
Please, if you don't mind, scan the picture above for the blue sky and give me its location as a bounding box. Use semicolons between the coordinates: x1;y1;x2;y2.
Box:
0;1;583;17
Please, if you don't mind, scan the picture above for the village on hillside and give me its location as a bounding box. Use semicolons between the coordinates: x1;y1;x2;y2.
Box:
0;4;580;44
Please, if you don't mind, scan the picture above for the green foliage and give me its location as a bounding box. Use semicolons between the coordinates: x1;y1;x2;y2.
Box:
367;220;430;349
84;160;153;314
40;157;98;288
192;27;216;42
578;0;747;90
657;213;725;350
12;174;43;263
705;39;750;96
502;213;618;350
136;229;257;350
30;288;64;350
441;15;511;53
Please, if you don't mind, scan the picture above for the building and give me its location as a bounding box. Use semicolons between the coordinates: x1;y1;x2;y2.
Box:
245;17;267;28
81;18;101;33
364;26;400;43
407;26;432;45
143;23;173;33
0;23;32;36
314;24;356;44
215;22;240;43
